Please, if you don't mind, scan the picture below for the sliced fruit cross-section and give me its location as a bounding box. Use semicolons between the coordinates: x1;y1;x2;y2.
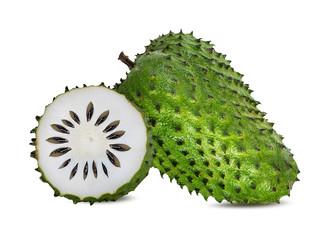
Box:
32;86;153;204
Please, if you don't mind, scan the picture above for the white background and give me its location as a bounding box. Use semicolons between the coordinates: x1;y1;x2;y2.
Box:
0;0;327;239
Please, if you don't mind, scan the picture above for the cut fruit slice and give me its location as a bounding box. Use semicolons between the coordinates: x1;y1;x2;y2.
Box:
31;85;153;204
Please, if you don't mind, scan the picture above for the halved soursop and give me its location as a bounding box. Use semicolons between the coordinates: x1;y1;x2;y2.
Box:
115;31;300;204
30;85;153;204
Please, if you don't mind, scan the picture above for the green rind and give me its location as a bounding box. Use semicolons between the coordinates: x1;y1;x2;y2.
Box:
31;84;153;204
116;31;299;204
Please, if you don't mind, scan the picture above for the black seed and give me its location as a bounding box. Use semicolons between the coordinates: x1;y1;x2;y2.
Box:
92;161;97;178
62;119;75;128
103;120;120;133
51;124;69;134
95;110;109;126
106;131;125;140
70;163;78;180
250;183;256;190
70;111;80;124
49;147;72;157
83;162;88;180
110;144;131;151
235;188;241;193
46;137;68;144
86;102;94;122
106;150;120;167
59;159;71;169
272;187;276;192
102;163;109;177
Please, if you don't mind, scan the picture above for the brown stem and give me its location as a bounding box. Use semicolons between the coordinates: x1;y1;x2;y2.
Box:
118;51;135;69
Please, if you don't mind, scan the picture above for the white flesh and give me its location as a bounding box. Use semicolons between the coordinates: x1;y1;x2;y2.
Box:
37;87;147;199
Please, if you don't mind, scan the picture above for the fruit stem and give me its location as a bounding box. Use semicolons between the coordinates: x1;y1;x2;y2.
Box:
118;51;135;69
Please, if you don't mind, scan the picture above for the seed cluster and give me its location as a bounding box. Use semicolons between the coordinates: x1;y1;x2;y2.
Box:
47;101;131;180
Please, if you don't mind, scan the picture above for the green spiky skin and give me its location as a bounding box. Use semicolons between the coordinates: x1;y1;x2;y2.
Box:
115;31;300;204
30;84;154;204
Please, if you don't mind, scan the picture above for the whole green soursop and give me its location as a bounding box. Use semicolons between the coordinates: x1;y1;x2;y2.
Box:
115;31;299;204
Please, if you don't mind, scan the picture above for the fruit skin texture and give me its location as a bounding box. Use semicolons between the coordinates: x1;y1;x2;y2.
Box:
30;84;153;204
116;31;300;204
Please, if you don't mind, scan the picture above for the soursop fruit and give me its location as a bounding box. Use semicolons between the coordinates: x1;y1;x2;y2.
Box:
30;84;153;204
115;31;299;204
